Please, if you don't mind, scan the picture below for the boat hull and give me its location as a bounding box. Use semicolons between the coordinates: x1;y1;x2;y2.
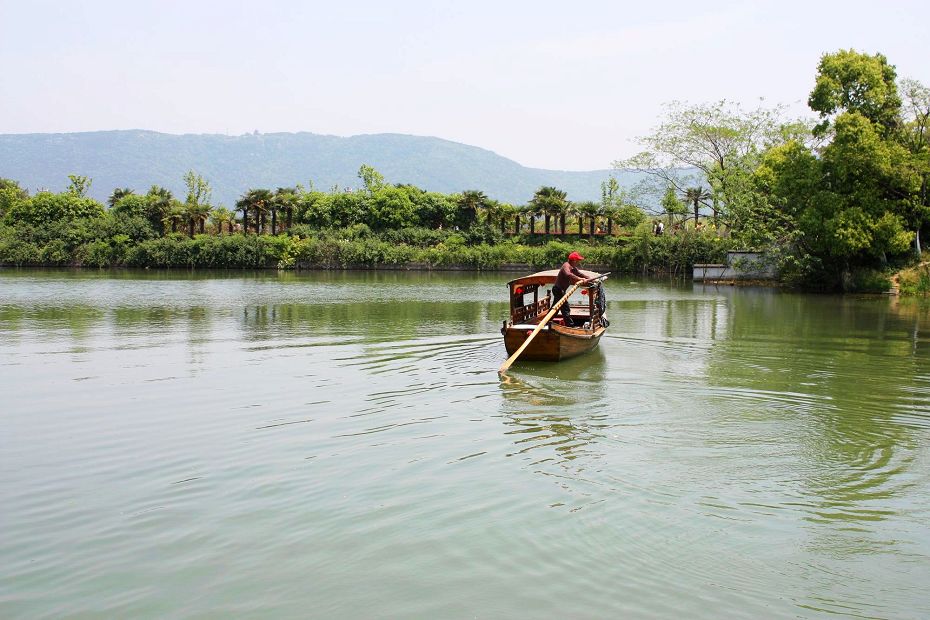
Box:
502;323;605;362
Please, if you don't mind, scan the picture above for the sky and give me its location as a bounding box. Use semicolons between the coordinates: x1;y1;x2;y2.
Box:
1;0;928;170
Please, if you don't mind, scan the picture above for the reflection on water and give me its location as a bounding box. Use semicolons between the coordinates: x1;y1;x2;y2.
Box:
2;270;930;619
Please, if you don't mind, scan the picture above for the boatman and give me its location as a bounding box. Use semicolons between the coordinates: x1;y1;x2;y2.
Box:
552;251;586;327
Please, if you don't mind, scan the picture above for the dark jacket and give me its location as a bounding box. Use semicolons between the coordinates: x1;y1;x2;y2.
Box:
554;262;584;290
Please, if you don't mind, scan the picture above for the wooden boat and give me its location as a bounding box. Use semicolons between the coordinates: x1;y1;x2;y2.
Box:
501;269;608;362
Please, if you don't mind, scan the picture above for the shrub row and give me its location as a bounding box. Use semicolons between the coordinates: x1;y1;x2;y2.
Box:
1;224;732;273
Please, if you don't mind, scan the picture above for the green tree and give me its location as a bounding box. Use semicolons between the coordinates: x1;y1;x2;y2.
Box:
67;174;92;198
411;189;456;229
808;49;902;137
520;203;537;235
112;194;149;219
575;200;602;237
236;188;272;234
615;100;806;229
145;186;174;235
660;187;687;228
182;171;212;237
898;78;930;255
209;207;234;234
370;186;417;230
755;115;917;287
186;201;212;236
683;187;712;225
273;187;299;233
0;178;29;218
6;188;104;227
529;186;569;235
613;203;647;229
456;190;487;230
496;202;517;234
358;164;386;193
107;187;135;208
164;201;186;234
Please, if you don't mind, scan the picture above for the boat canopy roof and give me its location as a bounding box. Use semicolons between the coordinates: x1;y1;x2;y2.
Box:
507;269;603;288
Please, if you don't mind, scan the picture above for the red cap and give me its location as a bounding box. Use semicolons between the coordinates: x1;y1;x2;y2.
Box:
568;251;584;261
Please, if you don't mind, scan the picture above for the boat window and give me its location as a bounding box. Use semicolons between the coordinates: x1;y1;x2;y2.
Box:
511;283;538;307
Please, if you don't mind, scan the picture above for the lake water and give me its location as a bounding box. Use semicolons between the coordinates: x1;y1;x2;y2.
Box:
2;269;930;619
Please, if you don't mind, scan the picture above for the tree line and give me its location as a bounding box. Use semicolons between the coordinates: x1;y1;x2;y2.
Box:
0;162;728;275
2;48;928;290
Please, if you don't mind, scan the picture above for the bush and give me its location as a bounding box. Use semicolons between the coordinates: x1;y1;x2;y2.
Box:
846;269;892;293
898;264;930;295
39;239;71;265
380;227;450;247
0;238;41;265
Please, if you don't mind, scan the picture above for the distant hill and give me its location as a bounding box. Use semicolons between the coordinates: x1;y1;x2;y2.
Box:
0;130;645;206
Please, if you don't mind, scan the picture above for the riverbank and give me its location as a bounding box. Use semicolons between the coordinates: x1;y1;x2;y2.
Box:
895;262;930;295
0;229;731;276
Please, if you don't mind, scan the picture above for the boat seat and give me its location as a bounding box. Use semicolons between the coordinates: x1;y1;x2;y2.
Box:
512;324;545;330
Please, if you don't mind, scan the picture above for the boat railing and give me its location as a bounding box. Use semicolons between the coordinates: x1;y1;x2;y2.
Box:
511;298;550;324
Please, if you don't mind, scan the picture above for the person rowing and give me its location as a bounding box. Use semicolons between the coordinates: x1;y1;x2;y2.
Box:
551;251;586;327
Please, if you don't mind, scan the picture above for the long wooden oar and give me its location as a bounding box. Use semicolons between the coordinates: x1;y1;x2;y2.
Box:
499;277;592;374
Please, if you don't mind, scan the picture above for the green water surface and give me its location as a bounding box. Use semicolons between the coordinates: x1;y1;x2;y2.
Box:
1;269;929;618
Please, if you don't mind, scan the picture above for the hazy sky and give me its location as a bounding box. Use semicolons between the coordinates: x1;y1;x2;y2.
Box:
2;0;928;170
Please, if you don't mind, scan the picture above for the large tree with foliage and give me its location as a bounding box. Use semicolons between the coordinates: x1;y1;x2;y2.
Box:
456;190;488;230
615;100;808;232
898;78;930;254
5;177;104;227
752;50;922;288
808;49;902;138
529;186;568;235
0;178;28;218
145;186;173;235
236;188;272;234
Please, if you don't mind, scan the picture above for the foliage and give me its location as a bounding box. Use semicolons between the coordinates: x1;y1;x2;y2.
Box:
845;269;893;293
358;164;386;192
5;189;105;227
660;187;687;223
369;186;417;230
614;99;808;227
0;178;29;218
808;49;902;137
897;263;930;295
108;187;135;207
456;190;489;230
67;174;92;198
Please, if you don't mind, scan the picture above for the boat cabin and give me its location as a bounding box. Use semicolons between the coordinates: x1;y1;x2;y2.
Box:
500;269;609;363
505;269;606;328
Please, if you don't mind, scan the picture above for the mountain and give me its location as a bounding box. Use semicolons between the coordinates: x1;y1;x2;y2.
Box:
0;130;642;206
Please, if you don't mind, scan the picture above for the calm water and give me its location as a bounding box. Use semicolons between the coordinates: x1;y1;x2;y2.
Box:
2;269;930;619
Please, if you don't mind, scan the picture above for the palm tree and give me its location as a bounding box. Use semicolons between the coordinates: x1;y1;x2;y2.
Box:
603;206;617;236
683;186;712;226
145;185;173;235
186;202;212;236
457;190;487;230
530;186;569;236
164;201;186;234
576;201;601;238
210;207;234;234
515;204;534;234
480;198;501;230
497;202;517;234
236;189;273;235
274;187;299;233
107;187;135;208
